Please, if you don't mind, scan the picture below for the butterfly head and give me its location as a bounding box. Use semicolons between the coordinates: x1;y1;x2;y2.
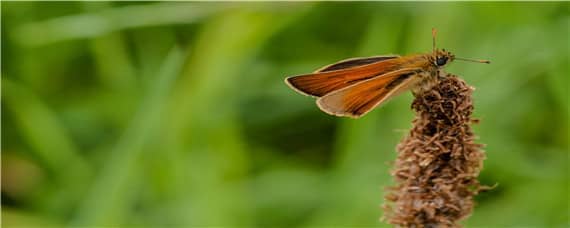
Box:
431;49;455;68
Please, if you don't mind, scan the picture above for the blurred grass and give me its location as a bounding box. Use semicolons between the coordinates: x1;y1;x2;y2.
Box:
1;2;569;227
71;46;185;225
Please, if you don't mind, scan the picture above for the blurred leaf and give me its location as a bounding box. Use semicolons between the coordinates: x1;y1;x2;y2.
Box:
84;2;137;90
12;3;234;47
158;6;312;225
2;78;89;176
2;208;60;228
70;46;185;225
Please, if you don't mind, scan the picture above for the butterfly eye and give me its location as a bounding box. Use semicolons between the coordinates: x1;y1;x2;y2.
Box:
436;57;448;66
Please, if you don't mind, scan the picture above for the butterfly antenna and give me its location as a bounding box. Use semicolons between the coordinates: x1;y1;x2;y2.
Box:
432;28;437;53
455;57;491;64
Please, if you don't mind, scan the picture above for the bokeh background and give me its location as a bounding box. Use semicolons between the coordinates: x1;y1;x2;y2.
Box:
2;2;568;227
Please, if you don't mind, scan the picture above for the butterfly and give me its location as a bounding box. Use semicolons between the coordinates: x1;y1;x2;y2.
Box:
285;29;489;118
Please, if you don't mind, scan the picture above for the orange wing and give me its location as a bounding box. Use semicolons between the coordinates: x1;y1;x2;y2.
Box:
316;68;420;118
285;55;403;97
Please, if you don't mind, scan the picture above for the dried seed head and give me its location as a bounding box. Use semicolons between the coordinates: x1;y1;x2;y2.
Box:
383;75;487;227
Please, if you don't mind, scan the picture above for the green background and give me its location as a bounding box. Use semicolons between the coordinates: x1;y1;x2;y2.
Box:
2;2;568;227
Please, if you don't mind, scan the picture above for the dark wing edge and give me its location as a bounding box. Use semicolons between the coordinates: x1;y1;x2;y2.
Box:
315;55;399;73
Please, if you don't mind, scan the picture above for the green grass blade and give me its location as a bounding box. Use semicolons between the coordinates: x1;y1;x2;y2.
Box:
69;46;185;226
13;3;234;47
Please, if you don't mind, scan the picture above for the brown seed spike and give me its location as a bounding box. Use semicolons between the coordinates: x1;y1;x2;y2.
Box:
383;75;488;227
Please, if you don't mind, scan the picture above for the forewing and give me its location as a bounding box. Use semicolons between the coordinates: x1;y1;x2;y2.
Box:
315;55;399;73
285;56;403;97
316;68;420;118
